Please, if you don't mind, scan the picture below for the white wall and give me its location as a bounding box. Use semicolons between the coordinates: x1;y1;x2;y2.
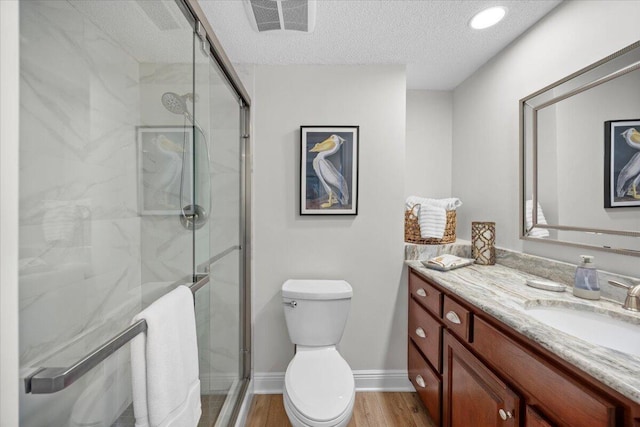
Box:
0;1;20;425
252;65;407;380
405;90;453;199
452;0;640;276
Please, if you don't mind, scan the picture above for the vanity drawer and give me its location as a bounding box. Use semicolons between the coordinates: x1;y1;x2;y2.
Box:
409;297;442;372
409;271;442;316
408;340;441;426
442;296;472;342
473;317;618;427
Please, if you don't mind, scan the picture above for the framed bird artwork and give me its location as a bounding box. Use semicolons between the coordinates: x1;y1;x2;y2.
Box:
137;126;194;215
604;119;640;208
300;126;359;215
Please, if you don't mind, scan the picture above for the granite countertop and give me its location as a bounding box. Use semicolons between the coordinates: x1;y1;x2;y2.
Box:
406;259;640;404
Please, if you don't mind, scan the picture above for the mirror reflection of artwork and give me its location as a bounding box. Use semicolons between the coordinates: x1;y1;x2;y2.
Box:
137;126;193;215
521;41;640;256
300;126;359;215
605;120;640;208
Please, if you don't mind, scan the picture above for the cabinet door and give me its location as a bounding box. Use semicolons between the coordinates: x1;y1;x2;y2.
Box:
443;331;519;427
526;406;554;427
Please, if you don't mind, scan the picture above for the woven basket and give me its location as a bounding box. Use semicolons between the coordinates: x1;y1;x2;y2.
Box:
404;205;456;244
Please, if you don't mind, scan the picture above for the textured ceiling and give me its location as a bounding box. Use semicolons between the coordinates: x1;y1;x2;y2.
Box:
200;0;562;90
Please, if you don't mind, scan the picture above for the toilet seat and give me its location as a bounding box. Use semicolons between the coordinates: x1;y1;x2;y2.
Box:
284;347;355;426
284;387;354;427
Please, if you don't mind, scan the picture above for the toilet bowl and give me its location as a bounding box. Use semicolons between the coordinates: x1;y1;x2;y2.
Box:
282;280;355;427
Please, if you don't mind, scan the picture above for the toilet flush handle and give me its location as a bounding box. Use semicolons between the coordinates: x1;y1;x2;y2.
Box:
284;300;297;308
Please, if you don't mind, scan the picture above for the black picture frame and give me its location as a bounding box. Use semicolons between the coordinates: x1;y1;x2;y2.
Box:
604;119;640;208
300;126;359;215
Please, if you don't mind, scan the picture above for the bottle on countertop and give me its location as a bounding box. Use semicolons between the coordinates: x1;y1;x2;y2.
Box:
573;255;600;300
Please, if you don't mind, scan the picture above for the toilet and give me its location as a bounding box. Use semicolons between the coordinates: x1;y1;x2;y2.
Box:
282;279;355;427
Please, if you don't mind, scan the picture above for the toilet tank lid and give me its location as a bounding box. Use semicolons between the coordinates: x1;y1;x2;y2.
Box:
282;280;353;300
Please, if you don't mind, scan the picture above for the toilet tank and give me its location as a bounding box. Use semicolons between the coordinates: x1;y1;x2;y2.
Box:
282;280;353;346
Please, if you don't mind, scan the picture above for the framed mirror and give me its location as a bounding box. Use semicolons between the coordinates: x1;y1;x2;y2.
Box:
520;40;640;257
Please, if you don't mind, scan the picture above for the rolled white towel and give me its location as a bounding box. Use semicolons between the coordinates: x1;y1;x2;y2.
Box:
405;196;424;211
525;200;550;238
406;196;462;239
419;204;447;239
405;196;462;212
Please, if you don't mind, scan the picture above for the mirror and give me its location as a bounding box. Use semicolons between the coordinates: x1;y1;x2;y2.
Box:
521;40;640;257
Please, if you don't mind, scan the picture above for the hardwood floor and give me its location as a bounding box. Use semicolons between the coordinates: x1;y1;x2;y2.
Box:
245;392;437;427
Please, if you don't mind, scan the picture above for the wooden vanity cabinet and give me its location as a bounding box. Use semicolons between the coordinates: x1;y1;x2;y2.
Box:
443;330;519;427
408;267;640;427
526;406;554;427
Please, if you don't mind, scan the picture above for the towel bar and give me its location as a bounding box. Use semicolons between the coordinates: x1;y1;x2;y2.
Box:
24;245;240;394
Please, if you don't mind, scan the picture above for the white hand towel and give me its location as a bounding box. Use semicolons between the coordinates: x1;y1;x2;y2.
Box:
419;204;447;239
525;200;550;238
405;196;463;212
405;196;425;211
131;285;201;427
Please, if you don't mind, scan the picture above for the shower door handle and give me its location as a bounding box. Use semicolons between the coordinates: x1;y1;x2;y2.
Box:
25;274;210;394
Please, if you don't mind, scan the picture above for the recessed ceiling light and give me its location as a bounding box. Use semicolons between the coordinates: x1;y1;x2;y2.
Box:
469;6;506;30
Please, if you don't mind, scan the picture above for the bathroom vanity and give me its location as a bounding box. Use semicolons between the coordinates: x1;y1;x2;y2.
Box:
406;262;640;427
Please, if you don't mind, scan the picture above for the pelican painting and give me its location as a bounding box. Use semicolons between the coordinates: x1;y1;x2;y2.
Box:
138;127;193;214
300;126;359;215
309;135;349;208
605;120;640;208
616;128;640;199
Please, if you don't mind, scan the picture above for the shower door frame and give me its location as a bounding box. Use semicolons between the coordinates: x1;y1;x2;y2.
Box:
179;0;253;423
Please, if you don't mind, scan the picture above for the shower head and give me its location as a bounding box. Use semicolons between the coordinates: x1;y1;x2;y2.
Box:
161;92;189;115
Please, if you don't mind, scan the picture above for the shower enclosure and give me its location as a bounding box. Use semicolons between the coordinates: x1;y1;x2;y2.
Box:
17;1;251;425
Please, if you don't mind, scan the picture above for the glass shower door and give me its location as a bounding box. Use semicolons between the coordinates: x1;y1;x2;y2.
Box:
193;30;245;426
18;1;202;425
17;1;248;425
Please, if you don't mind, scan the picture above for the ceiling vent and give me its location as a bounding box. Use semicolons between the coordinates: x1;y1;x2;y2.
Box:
244;0;316;33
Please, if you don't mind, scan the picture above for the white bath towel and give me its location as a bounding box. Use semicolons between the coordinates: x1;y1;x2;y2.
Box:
406;196;462;239
420;204;447;239
525;200;550;238
405;196;462;212
131;285;201;427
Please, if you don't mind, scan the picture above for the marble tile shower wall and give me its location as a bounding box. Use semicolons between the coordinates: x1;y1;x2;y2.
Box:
19;1;141;425
139;63;202;285
19;0;141;369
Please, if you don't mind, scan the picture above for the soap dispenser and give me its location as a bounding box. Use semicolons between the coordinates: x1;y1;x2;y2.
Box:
573;255;600;300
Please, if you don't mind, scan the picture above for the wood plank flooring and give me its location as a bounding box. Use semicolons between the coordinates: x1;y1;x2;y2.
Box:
246;392;437;427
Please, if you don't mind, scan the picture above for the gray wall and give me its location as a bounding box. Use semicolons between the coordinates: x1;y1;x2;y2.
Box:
252;65;407;381
452;0;640;276
405;90;453;199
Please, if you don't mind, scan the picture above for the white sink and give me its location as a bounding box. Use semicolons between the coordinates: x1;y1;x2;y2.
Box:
525;304;640;357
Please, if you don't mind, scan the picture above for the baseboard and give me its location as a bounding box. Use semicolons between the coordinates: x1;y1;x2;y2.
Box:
253;370;413;394
252;372;285;394
353;370;414;392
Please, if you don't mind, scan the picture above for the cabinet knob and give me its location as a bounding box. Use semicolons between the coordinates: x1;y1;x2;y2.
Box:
498;409;513;420
415;327;426;338
416;288;427;297
415;375;426;388
445;310;462;324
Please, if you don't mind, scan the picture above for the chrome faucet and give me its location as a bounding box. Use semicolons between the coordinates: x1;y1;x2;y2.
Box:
608;280;640;312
